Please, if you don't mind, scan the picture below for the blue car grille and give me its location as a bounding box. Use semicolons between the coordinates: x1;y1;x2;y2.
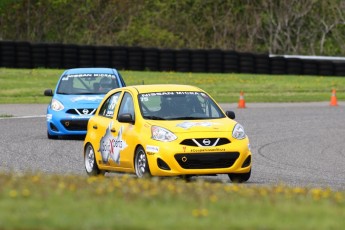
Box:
174;152;239;169
66;108;96;116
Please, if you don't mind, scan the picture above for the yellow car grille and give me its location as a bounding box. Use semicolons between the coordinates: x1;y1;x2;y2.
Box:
179;138;230;147
174;152;239;169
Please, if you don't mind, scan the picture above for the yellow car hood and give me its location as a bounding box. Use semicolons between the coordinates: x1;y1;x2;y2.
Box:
147;118;237;133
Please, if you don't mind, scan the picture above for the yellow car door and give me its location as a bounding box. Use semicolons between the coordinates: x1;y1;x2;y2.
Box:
110;91;138;171
92;91;122;169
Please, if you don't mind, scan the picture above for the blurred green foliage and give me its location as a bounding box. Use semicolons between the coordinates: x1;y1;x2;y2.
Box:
1;0;345;55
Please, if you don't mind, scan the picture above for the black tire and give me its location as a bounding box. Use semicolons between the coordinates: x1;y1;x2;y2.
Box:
134;146;151;178
84;143;104;176
179;175;193;182
47;131;58;140
228;169;251;183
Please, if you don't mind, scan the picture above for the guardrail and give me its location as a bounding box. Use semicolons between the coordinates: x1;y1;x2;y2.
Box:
1;41;344;76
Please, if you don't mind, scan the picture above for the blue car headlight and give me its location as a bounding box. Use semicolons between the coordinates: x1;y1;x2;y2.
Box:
232;123;246;140
51;99;64;111
151;126;177;142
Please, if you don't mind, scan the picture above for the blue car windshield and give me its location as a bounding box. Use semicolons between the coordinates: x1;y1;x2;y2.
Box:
139;91;225;120
57;73;119;95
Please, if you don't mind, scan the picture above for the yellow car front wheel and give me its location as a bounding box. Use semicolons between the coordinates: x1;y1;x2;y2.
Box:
228;169;251;183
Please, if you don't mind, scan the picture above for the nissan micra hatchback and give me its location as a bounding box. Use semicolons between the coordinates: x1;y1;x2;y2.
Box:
84;84;252;183
44;68;126;139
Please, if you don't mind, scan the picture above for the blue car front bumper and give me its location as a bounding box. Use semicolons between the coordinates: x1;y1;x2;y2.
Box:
46;108;94;136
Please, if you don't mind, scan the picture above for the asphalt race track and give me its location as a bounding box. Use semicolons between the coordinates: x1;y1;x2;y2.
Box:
1;103;345;190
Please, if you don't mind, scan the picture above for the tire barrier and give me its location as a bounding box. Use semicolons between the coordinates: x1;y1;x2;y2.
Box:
62;44;79;69
238;52;255;74
317;60;334;76
334;61;345;77
0;41;345;76
32;43;47;68
223;51;239;73
78;45;94;67
0;41;16;68
94;46;111;68
302;60;319;76
127;47;144;71
175;49;191;72
111;46;128;70
144;48;160;71
16;41;32;68
46;43;63;69
207;49;223;73
159;49;175;72
190;49;207;73
254;54;270;74
270;56;286;75
286;58;303;75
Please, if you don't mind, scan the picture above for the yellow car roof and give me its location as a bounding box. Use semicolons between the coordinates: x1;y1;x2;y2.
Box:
125;84;203;94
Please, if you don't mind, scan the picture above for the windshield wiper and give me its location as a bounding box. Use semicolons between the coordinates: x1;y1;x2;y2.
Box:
143;115;166;120
170;116;208;120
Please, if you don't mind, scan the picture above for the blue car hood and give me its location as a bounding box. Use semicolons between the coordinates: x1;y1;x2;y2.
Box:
55;94;105;108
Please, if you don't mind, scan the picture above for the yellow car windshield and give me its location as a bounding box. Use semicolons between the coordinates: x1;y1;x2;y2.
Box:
139;91;225;120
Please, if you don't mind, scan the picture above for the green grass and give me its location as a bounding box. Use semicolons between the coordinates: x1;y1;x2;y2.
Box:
1;68;345;104
0;173;344;229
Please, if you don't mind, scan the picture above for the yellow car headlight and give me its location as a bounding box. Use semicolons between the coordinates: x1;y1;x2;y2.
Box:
51;98;64;111
232;123;246;140
151;126;177;142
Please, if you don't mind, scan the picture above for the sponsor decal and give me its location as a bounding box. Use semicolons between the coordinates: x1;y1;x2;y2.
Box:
63;73;116;79
146;145;159;153
190;148;226;153
140;91;201;98
104;95;119;117
99;122;128;164
176;121;218;129
71;95;104;102
71;115;91;119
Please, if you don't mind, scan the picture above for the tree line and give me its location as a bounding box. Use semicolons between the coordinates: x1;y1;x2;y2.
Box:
1;0;345;56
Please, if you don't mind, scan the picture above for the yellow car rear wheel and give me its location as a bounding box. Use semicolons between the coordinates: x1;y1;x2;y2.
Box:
134;146;151;178
84;143;105;176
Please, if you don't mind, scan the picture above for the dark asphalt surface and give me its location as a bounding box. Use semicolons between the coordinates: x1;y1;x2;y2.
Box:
1;102;345;190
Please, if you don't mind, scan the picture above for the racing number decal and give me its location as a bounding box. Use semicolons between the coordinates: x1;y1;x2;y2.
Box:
99;122;128;164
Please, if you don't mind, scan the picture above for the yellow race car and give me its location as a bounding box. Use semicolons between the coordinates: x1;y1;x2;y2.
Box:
83;84;252;182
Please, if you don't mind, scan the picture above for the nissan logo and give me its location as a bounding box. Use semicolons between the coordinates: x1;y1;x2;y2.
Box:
202;139;211;146
82;109;89;114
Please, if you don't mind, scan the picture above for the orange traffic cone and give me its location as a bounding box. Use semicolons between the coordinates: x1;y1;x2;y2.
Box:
238;91;246;108
330;89;338;106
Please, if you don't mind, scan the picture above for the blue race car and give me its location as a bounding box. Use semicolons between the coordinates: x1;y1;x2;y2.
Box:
44;68;126;139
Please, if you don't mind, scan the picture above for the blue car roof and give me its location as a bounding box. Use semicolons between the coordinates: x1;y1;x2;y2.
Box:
62;68;119;75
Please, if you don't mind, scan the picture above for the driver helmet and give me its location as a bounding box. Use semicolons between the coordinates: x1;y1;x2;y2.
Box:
100;77;113;89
